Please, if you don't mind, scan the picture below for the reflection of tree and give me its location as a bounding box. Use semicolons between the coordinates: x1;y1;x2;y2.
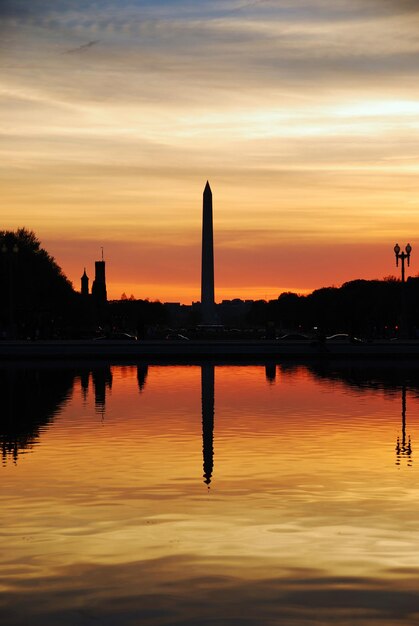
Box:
201;365;214;486
305;362;419;395
0;367;76;463
299;362;416;468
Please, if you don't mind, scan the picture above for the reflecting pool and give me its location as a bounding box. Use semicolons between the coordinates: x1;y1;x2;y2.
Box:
2;361;419;625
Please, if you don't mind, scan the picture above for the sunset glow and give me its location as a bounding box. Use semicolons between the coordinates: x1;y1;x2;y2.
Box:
2;0;419;301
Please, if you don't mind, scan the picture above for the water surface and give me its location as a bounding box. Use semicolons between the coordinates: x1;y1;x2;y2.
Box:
1;362;419;625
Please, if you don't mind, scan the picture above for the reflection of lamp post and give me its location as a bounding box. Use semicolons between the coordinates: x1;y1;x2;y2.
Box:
396;385;412;467
394;243;412;283
1;242;19;337
394;243;412;338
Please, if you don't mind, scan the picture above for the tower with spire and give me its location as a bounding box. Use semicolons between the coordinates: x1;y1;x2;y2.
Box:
201;181;216;324
91;248;107;308
80;268;89;297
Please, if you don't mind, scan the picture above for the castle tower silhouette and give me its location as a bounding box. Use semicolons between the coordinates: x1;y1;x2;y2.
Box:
81;268;89;297
91;253;107;307
201;181;216;324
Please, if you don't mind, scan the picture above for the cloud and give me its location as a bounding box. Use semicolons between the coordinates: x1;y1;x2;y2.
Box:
2;0;419;301
64;40;99;54
2;0;419;28
2;1;419;101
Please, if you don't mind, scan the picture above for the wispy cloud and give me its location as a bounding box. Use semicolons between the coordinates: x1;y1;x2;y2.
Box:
64;40;99;54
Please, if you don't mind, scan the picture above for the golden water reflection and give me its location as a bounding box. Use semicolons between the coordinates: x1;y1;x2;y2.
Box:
2;362;419;625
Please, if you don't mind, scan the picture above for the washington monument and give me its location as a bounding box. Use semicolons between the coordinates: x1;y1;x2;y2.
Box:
201;181;216;324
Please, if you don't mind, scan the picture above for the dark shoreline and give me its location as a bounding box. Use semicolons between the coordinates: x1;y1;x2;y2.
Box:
0;339;419;360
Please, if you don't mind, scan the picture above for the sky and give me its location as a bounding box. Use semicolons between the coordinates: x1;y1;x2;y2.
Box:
1;0;419;302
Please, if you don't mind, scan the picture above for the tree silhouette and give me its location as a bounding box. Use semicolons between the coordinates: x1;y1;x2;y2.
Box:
247;277;419;338
0;228;77;337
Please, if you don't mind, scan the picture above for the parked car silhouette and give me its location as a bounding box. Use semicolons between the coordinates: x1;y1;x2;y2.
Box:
95;332;137;341
165;333;190;340
326;333;364;344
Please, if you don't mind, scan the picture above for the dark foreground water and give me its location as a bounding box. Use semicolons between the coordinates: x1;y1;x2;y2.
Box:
1;361;419;625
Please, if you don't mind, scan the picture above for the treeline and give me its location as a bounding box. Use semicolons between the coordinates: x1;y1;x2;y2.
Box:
2;228;418;339
0;229;168;338
0;228;79;338
247;278;419;337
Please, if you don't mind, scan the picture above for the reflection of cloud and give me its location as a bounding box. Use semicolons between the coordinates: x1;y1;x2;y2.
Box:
4;555;419;625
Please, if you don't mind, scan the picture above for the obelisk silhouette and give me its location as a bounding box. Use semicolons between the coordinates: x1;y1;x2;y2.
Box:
201;181;216;324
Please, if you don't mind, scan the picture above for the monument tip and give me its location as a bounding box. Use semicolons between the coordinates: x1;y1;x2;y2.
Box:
204;180;211;193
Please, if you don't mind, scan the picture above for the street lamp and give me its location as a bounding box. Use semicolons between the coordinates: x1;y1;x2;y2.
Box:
394;243;412;283
393;243;412;338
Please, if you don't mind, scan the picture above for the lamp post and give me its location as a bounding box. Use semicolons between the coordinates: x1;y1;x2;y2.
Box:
394;243;412;283
393;243;412;338
1;242;19;337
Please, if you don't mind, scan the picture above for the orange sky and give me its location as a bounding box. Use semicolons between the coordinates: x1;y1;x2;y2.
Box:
2;1;419;302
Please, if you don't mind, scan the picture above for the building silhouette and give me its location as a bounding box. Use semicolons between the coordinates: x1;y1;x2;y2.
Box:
81;268;89;297
91;258;107;308
201;181;216;324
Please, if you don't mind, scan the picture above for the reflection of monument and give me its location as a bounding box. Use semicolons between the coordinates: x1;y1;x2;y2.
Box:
265;364;276;384
201;364;215;486
201;182;216;325
396;385;412;466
